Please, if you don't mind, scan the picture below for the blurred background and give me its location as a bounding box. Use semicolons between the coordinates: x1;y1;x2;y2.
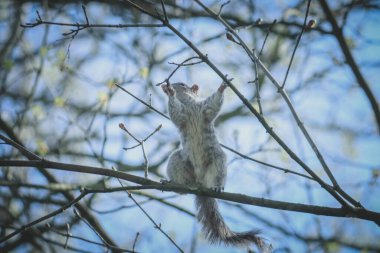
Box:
0;0;379;252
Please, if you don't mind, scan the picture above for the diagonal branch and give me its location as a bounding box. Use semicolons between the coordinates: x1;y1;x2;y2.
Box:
0;188;135;252
319;0;380;135
281;0;312;89
193;0;361;209
122;0;357;209
0;130;121;251
112;167;184;253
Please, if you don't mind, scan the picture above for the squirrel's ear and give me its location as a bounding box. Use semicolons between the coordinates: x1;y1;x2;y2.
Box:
191;84;199;94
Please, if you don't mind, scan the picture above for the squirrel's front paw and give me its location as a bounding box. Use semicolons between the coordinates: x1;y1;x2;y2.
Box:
218;84;227;93
161;84;175;96
218;77;233;93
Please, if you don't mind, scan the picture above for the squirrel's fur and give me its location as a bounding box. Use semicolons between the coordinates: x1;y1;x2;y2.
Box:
162;82;269;252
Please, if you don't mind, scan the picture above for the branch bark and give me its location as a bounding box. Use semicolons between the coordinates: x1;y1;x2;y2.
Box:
0;123;121;252
319;0;380;134
1;159;379;225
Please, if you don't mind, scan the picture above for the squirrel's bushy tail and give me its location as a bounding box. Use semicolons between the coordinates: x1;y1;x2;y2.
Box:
195;196;270;252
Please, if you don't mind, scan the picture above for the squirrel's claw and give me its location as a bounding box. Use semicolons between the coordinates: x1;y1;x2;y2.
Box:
211;186;224;193
160;179;171;184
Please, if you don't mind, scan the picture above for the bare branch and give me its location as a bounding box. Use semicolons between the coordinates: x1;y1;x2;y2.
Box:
319;0;380;134
258;19;277;59
112;167;184;253
156;56;203;86
20;10;164;38
159;0;169;23
82;5;89;26
119;123;161;178
0;191;86;244
193;0;359;208
133;232;140;251
217;1;231;16
0;189;136;252
281;0;312;89
1;159;379;225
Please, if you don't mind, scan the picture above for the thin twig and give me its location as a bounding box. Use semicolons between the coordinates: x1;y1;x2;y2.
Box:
0;191;86;243
143;124;162;142
119;123;140;143
156;56;203;86
20;10;164;38
133;232;140;252
82;5;89;25
46;225;136;252
21;21;164;29
86;195;186;215
159;0;169;23
281;0;312;89
252;48;263;115
141;141;149;178
221;144;314;180
0;131;120;250
64;223;70;248
0;188;135;251
112;167;185;253
217;1;231;16
123;124;162;150
115;83;169;119
119;123;161;178
73;208;111;250
253;18;276;116
40;236;95;253
258;19;277;59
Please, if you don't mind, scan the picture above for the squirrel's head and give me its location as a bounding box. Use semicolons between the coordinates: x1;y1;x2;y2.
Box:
171;82;199;102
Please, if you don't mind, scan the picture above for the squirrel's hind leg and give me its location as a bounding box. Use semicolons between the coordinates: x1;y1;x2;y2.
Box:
167;149;196;186
202;151;227;192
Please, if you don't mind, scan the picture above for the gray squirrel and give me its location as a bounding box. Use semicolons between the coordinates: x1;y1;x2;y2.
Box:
162;82;268;252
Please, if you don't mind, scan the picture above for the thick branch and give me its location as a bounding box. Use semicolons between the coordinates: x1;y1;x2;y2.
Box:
1;159;379;225
0;126;120;251
319;0;380;134
193;0;362;209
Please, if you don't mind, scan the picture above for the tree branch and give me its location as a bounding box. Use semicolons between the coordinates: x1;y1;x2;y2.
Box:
319;0;380;135
0;126;121;252
192;0;361;209
20;10;164;38
1;159;379;225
